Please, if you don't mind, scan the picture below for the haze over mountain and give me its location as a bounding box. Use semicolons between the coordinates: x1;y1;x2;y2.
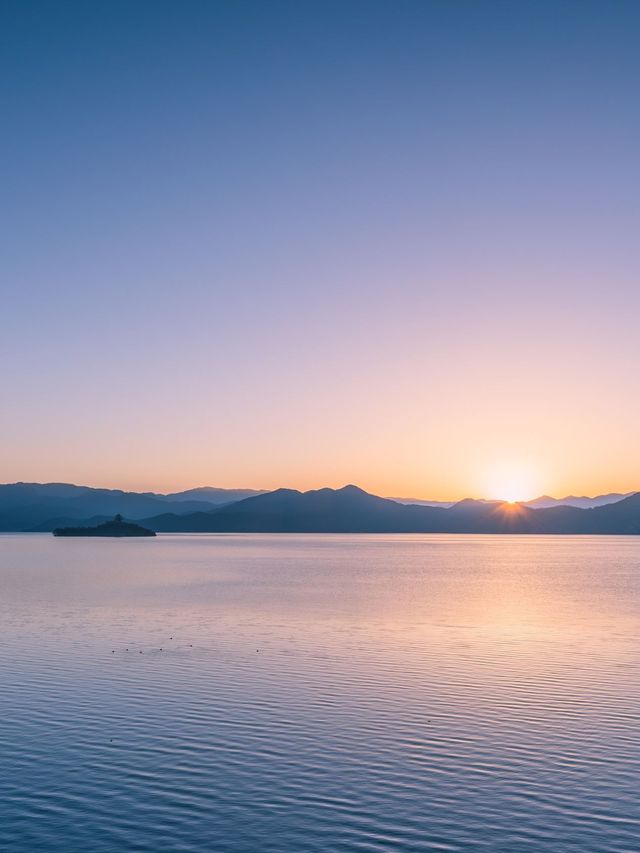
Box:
524;493;633;509
394;493;633;510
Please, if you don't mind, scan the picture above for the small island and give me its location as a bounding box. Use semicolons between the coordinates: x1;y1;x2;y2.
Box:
53;514;156;537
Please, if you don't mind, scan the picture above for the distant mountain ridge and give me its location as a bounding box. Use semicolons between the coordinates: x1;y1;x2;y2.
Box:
524;492;633;509
140;485;640;535
392;493;632;510
163;487;266;503
387;497;455;508
0;482;264;532
1;482;638;534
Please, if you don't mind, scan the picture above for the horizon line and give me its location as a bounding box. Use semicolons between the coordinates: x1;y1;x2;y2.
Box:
2;479;636;505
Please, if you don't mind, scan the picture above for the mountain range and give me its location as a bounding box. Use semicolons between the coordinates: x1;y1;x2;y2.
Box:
140;485;640;535
2;481;639;535
523;492;632;509
0;483;263;532
391;492;633;510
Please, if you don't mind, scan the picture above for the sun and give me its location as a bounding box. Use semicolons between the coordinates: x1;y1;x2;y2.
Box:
484;461;539;504
494;484;529;504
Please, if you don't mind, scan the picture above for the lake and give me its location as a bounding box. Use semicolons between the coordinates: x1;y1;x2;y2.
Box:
0;534;639;851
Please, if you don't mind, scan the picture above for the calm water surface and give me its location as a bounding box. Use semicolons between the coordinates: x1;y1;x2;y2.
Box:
0;534;639;851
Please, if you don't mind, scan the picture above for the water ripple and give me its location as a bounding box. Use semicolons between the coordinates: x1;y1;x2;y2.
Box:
0;533;639;851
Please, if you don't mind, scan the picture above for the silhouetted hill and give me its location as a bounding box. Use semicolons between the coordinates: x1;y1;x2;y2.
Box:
0;482;263;531
141;487;640;534
53;515;155;537
147;485;435;532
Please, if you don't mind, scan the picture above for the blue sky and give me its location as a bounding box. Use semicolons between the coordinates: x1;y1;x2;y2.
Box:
2;1;640;497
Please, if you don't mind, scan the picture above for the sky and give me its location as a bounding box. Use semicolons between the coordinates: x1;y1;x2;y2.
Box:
2;0;640;500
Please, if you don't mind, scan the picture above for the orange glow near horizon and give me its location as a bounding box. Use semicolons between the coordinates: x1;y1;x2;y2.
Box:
1;428;637;502
1;454;636;503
